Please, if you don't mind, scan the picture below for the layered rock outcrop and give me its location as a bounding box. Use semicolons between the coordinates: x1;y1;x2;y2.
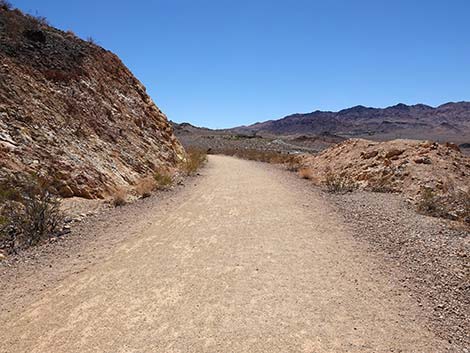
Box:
0;7;184;198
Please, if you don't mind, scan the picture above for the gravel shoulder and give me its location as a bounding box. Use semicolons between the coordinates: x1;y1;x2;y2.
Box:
0;156;461;352
321;190;469;348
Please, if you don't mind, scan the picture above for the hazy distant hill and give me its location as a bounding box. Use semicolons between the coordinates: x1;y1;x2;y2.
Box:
234;102;470;145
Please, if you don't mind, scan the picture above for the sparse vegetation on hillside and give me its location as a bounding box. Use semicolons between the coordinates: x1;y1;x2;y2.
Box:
417;188;441;216
135;177;156;198
0;176;63;252
32;14;49;27
293;139;469;224
154;171;173;190
183;148;208;175
369;175;396;193
133;171;175;199
417;187;470;225
111;188;127;207
324;168;358;193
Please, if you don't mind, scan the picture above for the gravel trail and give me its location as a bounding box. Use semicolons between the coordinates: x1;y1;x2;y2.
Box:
0;156;450;352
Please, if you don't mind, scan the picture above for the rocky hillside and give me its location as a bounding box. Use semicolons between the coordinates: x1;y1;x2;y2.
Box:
0;7;184;198
301;139;469;194
236;103;470;145
300;139;470;223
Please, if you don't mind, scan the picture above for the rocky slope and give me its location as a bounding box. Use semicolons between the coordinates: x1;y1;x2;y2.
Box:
301;139;469;195
0;7;184;198
299;139;470;223
236;103;470;145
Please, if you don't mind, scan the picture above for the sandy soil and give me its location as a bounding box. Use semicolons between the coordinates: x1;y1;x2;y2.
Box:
0;156;453;352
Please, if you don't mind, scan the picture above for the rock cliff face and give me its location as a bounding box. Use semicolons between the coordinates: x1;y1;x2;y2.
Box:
0;7;184;198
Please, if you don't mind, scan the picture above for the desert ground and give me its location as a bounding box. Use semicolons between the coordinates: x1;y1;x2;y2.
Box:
1;156;466;353
1;4;469;353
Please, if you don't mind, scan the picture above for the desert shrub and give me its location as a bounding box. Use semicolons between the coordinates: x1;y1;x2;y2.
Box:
183;148;207;175
154;171;173;189
0;176;63;252
284;157;302;172
0;0;12;10
33;15;49;27
417;188;441;215
448;190;470;225
417;188;470;225
298;168;313;180
135;177;156;198
324;168;358;193
112;188;127;207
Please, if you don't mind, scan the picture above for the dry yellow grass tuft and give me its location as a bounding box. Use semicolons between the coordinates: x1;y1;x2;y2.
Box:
135;177;156;198
298;168;313;180
112;188;127;207
154;171;173;190
183;148;207;175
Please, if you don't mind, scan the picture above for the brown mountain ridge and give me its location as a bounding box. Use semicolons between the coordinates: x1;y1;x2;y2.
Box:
234;102;470;145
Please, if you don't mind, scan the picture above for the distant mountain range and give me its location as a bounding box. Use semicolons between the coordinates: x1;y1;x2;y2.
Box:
233;102;470;144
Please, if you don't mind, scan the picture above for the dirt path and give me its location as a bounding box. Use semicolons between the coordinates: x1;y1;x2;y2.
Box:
0;156;451;352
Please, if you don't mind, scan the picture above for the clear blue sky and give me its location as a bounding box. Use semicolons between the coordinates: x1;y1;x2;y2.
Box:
11;0;470;128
